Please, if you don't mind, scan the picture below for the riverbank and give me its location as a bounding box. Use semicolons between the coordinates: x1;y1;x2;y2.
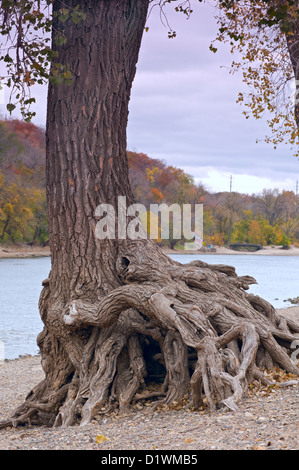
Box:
1;244;299;259
0;307;298;451
277;305;299;323
164;245;299;256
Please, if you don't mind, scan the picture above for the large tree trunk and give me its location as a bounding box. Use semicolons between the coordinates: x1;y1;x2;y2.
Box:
1;0;298;429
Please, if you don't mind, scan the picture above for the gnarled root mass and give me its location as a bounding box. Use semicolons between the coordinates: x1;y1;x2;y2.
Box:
1;242;298;428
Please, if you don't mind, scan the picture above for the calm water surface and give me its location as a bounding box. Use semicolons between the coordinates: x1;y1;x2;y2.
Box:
0;257;50;360
171;254;299;309
0;254;298;360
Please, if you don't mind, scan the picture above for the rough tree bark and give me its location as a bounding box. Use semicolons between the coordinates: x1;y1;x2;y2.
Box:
1;0;298;429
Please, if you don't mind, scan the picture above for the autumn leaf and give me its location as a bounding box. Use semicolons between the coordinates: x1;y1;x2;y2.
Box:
184;437;194;444
96;434;108;444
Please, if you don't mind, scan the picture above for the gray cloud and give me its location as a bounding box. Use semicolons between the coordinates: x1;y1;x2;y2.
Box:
127;1;299;193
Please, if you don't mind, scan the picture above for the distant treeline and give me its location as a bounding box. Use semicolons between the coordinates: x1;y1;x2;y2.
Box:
0;119;298;248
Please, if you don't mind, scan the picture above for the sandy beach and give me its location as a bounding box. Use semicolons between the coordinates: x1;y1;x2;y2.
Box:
164;245;299;256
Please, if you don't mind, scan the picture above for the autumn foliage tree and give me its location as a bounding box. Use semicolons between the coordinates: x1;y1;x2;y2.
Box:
0;120;47;244
0;1;298;430
1;128;297;248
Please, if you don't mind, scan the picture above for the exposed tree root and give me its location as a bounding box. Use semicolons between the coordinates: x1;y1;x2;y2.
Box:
1;242;298;429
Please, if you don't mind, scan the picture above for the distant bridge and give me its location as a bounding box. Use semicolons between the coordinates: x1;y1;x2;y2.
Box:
229;243;262;252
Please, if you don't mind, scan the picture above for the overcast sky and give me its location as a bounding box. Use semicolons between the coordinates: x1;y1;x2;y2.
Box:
1;1;298;195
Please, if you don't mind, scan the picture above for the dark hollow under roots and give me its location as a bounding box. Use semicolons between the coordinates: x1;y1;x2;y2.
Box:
1;243;299;428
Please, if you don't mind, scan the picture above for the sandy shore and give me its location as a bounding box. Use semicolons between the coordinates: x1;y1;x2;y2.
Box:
164;245;299;256
276;306;299;323
1;244;299;259
0;245;50;259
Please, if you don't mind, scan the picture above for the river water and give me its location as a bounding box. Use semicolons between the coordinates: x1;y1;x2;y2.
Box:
0;254;298;360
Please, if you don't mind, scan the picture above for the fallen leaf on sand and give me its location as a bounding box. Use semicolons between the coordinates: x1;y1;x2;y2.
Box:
184;437;194;444
96;434;108;444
